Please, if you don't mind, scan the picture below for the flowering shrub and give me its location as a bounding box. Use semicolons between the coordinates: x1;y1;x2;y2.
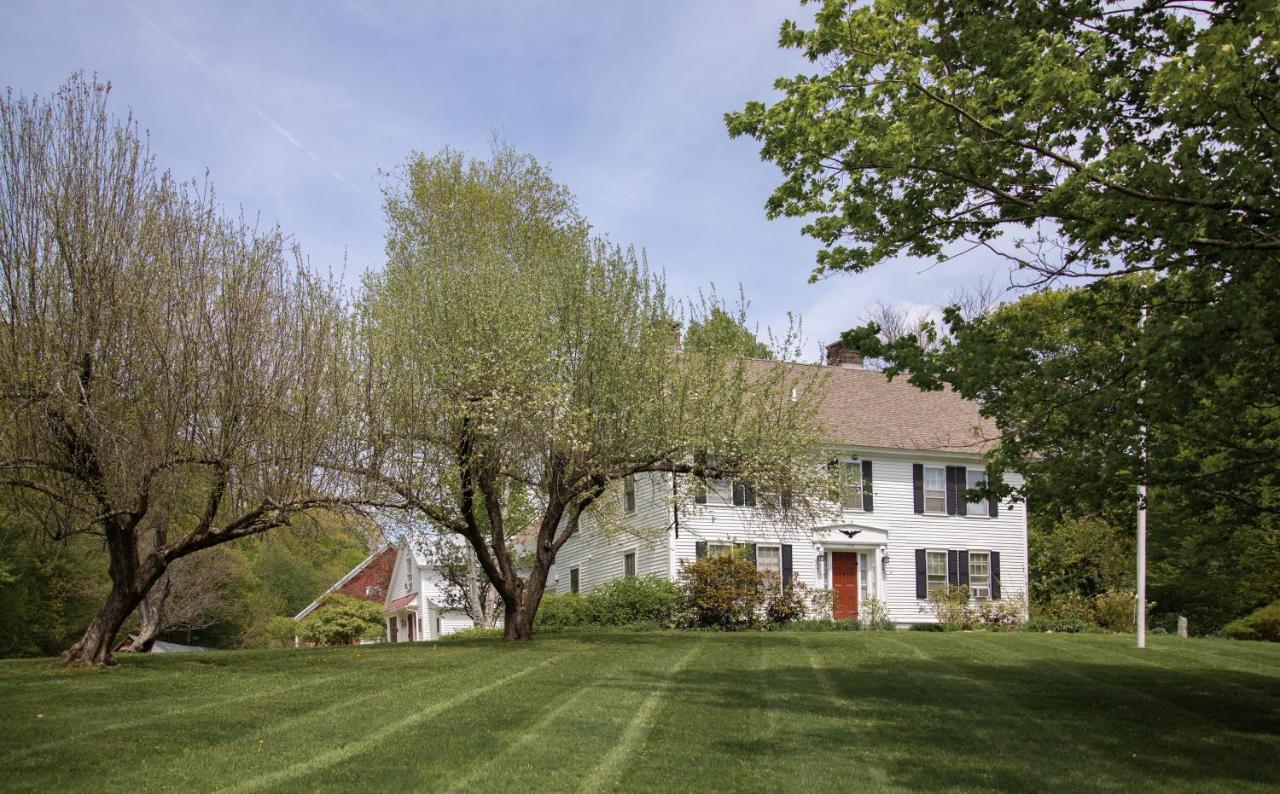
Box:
858;596;894;630
765;576;810;625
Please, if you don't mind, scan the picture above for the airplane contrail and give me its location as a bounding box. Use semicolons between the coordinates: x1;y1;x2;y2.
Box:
121;0;367;199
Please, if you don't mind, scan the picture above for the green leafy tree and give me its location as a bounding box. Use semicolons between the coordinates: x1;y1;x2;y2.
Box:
355;141;833;641
684;304;772;359
297;594;385;646
728;2;1280;629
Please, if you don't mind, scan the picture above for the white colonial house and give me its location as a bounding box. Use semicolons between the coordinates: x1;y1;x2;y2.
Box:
547;342;1028;627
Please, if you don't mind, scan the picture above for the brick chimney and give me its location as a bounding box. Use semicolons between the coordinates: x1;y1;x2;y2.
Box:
825;340;864;369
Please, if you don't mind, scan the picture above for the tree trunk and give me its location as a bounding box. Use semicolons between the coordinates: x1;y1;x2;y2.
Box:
62;580;145;666
120;576;171;653
63;538;166;667
503;599;535;641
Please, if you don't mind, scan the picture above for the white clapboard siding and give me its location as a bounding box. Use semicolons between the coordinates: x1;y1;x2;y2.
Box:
558;451;1028;626
549;472;674;594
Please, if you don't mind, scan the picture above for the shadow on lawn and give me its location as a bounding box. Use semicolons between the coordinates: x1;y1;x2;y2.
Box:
593;635;1280;791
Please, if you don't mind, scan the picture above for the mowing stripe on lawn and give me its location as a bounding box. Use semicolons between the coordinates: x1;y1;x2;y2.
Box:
575;641;704;793
443;656;630;794
1038;633;1280;707
219;654;556;794
981;633;1280;729
1144;640;1280;681
2;670;347;763
791;634;891;789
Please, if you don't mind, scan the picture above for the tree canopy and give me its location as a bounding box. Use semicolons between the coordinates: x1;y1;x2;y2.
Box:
727;0;1280;630
355;142;832;640
0;75;357;665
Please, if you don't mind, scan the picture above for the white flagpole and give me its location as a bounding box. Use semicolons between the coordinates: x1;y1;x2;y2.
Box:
1137;303;1148;649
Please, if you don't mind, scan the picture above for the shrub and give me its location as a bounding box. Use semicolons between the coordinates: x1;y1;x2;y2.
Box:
929;585;975;630
1021;617;1105;634
764;576;811;625
585;575;680;626
297;594;384;646
809;588;836;619
678;552;766;630
1037;592;1095;623
438;627;502;641
1220;600;1280;642
768;618;858;632
1092;589;1141;632
535;593;591;628
975;596;1026;631
858;597;894;630
909;622;943;632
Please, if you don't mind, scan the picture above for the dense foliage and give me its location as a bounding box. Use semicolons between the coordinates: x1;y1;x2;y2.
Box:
358;142;832;640
729;1;1280;635
1220;600;1280;643
296;594;385;646
535;576;681;628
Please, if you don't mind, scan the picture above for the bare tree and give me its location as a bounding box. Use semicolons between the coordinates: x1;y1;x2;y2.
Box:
0;75;357;665
119;548;237;652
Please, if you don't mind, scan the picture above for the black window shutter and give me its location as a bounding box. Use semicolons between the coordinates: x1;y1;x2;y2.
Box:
695;541;707;560
990;552;1001;599
694;477;707;505
861;460;873;512
782;544;793;588
746;543;757;568
958;550;970;587
915;549;928;598
744;484;756;508
945;466;967;516
781;489;792;511
947;549;959;585
732;481;745;506
987;482;999;518
912;464;924;514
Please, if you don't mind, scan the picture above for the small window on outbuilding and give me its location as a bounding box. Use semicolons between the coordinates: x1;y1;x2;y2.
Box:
623;552;636;578
570;567;580;594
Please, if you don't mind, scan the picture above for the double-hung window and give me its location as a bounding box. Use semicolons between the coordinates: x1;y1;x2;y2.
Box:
756;545;782;591
840;462;863;510
708;542;733;557
926;550;948;596
966;469;988;517
923;467;947;514
623;475;637;514
969;551;991;599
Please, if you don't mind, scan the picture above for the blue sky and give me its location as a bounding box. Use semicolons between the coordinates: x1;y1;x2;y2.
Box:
1;0;1010;360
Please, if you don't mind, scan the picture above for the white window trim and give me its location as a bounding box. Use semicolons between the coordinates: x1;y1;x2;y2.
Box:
964;468;990;518
923;466;947;515
756;544;783;592
925;548;949;594
707;541;734;557
968;550;992;599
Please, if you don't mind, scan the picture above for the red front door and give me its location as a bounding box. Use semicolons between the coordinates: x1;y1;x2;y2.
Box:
832;552;859;620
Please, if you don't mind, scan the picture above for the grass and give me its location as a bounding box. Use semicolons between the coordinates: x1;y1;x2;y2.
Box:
1;631;1278;792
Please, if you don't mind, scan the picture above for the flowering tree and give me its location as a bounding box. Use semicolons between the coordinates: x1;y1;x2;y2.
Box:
356;142;834;640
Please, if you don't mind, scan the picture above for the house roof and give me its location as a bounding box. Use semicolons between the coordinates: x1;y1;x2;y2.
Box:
293;545;395;621
385;593;418;612
755;359;998;455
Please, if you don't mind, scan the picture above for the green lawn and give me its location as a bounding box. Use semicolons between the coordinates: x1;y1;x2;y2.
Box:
1;631;1278;792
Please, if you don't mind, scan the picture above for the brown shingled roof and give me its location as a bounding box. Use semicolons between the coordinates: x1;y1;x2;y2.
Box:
758;360;998;454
